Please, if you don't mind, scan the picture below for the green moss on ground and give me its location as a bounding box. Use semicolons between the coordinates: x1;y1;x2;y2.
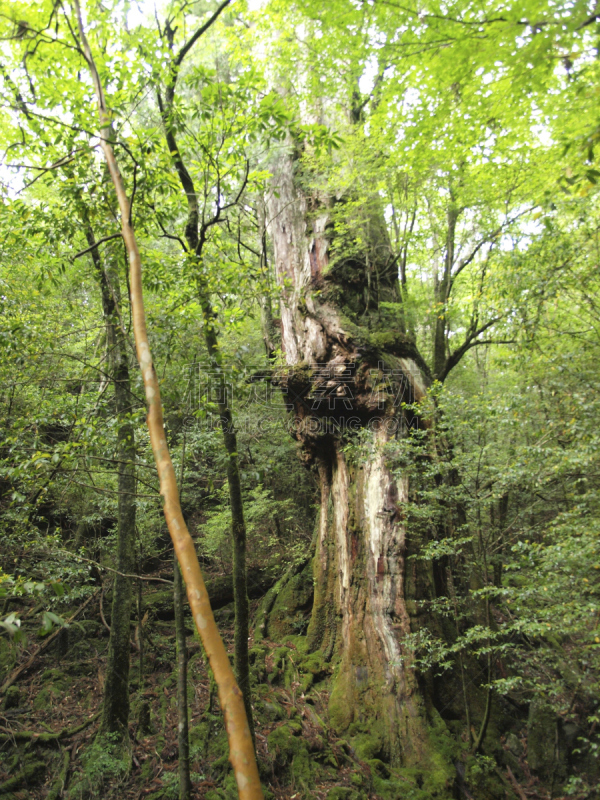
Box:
267;721;312;786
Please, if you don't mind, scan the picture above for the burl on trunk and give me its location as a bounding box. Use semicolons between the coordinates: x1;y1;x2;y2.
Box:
267;153;451;779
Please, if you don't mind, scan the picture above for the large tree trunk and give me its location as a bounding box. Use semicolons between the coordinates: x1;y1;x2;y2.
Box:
266;153;450;776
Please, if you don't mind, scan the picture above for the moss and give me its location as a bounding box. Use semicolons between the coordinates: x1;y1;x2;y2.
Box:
353;732;385;761
267;722;311;785
328;664;354;732
0;638;14;684
265;563;313;640
326;787;359;800
527;699;557;773
3;685;20;710
67;732;131;799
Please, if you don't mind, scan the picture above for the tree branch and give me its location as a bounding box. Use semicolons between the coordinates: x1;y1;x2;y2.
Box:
175;0;234;67
71;232;122;260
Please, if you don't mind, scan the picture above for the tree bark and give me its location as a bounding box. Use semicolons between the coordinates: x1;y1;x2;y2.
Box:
83;223;136;737
266;151;449;774
156;68;254;742
73;7;262;796
433;205;459;380
174;555;192;800
175;430;191;800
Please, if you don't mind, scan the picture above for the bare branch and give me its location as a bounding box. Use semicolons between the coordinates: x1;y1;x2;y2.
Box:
71;232;122;260
175;0;234;67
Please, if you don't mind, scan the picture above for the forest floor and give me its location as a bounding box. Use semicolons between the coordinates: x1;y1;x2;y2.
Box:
0;561;573;800
0;573;375;800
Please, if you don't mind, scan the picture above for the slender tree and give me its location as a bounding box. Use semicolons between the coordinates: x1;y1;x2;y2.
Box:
174;430;191;800
72;2;262;797
153;2;254;736
81;215;137;737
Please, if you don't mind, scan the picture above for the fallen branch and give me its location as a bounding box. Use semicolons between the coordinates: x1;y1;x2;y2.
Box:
0;709;101;743
505;766;528;800
0;590;99;694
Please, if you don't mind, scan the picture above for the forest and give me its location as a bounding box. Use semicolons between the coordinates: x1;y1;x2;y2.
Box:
0;0;599;798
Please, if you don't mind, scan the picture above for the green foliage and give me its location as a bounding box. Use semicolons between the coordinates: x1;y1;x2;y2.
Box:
0;0;598;794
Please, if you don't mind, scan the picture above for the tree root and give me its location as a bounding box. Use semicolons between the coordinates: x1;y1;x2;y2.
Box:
46;748;71;800
0;759;45;794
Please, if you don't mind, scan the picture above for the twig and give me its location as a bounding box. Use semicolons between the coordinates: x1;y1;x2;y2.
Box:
58;550;173;585
99;588;111;633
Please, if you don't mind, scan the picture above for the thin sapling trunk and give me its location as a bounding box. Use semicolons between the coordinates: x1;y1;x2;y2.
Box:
73;5;262;797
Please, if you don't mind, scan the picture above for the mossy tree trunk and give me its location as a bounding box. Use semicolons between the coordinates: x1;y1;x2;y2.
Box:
174;431;191;800
84;224;136;737
174;555;192;800
266;153;452;773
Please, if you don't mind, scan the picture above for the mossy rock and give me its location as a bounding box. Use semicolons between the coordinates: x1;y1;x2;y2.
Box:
3;685;20;710
267;722;311;785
